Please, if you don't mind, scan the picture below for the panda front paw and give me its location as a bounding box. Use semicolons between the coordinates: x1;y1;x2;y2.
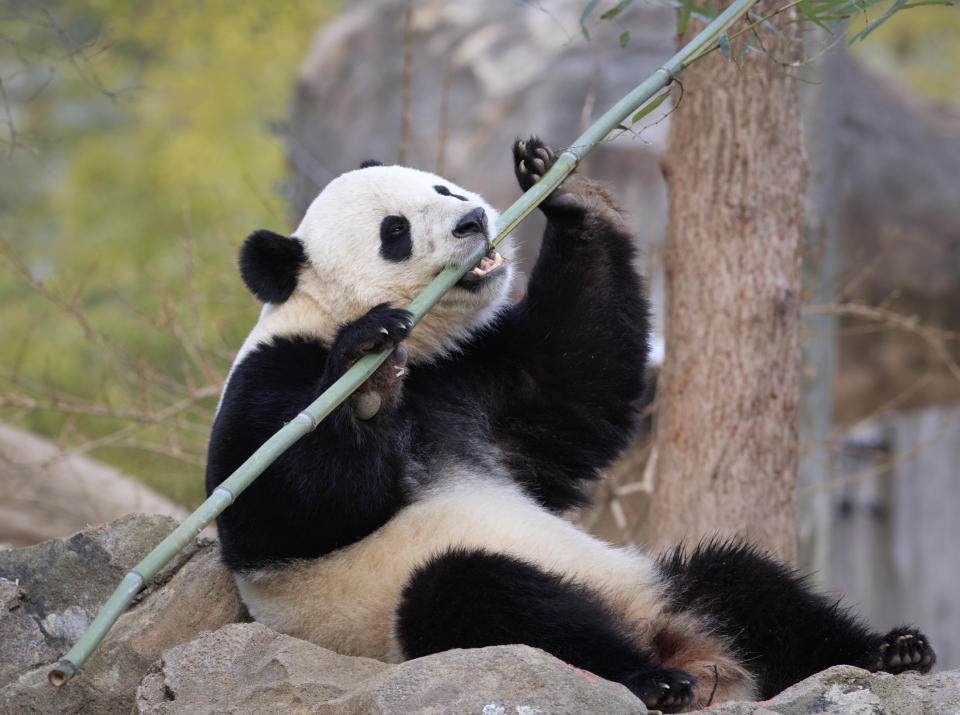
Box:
328;304;412;421
513;137;621;226
332;303;412;366
513;137;581;214
513;136;558;193
872;627;936;674
624;666;696;713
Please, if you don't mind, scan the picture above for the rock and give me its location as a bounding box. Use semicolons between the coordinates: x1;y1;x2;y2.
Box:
686;665;960;714
135;622;647;714
0;421;189;547
0;514;245;714
2;515;955;714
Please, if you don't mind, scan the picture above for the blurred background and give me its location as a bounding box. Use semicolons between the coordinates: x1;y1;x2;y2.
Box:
2;0;958;666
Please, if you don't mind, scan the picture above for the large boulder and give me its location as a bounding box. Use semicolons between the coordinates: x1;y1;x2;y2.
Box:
135;622;647;714
696;664;960;714
135;622;960;714
0;514;244;714
0;422;189;548
2;515;957;713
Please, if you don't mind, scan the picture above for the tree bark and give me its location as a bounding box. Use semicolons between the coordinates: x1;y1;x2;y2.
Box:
648;5;807;562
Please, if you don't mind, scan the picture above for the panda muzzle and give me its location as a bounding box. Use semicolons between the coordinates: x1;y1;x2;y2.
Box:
452;207;488;238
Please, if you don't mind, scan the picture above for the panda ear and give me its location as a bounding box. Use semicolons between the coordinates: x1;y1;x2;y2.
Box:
359;159;383;169
239;230;306;304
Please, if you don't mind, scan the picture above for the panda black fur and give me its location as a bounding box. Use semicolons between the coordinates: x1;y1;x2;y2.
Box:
206;138;935;712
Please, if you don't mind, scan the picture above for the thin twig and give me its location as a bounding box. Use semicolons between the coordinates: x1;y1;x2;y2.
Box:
398;0;415;166
806;301;960;384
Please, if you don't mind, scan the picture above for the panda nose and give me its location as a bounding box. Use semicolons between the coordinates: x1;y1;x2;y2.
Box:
452;207;488;237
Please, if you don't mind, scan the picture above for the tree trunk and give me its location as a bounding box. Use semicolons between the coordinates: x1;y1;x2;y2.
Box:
648;6;807;562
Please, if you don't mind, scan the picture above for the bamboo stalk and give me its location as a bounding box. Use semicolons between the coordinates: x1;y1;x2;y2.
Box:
48;0;760;687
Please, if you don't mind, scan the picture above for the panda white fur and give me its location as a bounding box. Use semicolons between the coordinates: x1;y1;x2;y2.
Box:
207;138;935;712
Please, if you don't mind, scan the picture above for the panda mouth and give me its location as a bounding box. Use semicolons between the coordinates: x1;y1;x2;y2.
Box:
458;251;504;286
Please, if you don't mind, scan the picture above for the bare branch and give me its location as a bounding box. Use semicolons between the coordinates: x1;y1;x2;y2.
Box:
806;301;960;385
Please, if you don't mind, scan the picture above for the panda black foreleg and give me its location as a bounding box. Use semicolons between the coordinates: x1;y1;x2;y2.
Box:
487;139;648;511
397;547;695;712
509;138;647;432
512;137;645;342
657;540;936;699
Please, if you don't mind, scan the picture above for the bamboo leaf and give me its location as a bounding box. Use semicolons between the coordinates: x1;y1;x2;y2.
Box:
718;31;732;59
693;3;720;20
801;0;850;13
798;0;833;31
602;0;636;20
748;9;787;38
630;92;670;123
849;0;908;42
580;0;601;39
738;31;758;63
677;0;694;34
900;1;953;8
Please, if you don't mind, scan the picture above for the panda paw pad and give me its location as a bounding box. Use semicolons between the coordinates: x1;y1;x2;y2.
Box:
627;667;695;713
875;627;936;674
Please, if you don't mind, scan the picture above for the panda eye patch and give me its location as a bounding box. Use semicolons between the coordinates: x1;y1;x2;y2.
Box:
379;214;412;262
434;185;468;202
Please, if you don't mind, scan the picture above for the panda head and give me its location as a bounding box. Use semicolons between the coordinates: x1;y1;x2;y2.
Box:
238;161;516;363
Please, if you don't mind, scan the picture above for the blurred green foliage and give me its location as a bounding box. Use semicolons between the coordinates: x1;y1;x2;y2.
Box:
1;1;335;506
849;1;960;109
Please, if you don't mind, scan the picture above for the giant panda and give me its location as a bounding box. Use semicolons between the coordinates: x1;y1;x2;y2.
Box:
206;137;935;712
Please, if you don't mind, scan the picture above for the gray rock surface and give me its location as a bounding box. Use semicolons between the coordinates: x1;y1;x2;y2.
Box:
0;421;189;548
2;516;957;714
0;514;244;714
136;622;648;714
685;664;960;714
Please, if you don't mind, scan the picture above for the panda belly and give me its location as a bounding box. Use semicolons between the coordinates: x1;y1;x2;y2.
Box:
235;475;663;663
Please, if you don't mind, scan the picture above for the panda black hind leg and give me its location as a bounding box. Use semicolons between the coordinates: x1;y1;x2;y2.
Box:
396;547;695;712
656;540;936;699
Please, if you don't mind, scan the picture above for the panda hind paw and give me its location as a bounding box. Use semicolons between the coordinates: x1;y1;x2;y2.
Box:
874;627;936;674
625;666;696;713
